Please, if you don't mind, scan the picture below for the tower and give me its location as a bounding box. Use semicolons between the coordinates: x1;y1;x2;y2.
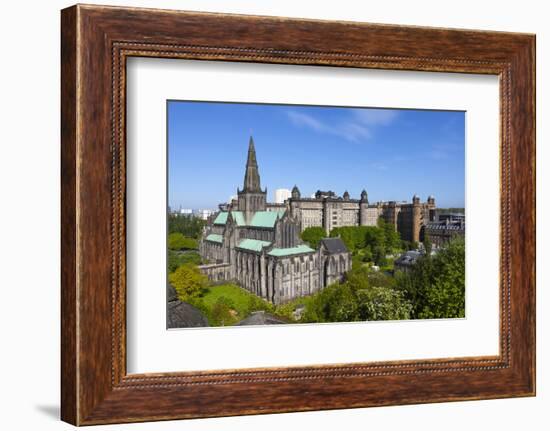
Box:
359;189;369;225
237;136;267;222
412;194;422;243
427;195;436;221
291;185;301;199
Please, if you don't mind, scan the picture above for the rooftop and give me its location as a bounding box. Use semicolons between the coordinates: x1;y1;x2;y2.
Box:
213;210;285;228
237;239;272;252
268;244;315;257
320;237;348;254
205;233;223;243
395;250;424;267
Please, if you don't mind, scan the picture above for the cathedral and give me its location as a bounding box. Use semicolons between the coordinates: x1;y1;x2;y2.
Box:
199;137;351;304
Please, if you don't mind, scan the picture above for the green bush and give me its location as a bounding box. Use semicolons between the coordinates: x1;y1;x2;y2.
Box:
168;250;202;273
168;232;198;250
396;238;465;319
168;214;205;238
300;226;327;249
210;296;237;326
168;263;208;301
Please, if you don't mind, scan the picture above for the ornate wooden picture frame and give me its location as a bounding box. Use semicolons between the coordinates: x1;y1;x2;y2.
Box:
61;4;535;425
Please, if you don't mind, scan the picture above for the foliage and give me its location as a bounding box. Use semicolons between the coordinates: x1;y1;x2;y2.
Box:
377;218;402;251
423;235;433;255
396;238;465;319
247;295;274;314
302;283;359;323
168;264;208;302
274;297;312;321
168;250;202;273
366;270;397;289
168;214;206;238
168;232;198;250
300;226;327;249
301;267;411;323
189;283;276;326
329;226;370;251
355;286;412;321
210;296;237;326
330;222;402;266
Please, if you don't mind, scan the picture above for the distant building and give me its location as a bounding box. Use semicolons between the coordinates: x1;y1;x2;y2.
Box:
423;213;465;248
288;189;437;243
179;208;193;215
274;188;292;204
196;209;215;220
199;137;351;304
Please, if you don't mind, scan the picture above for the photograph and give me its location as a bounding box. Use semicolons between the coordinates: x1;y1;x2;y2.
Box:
166;101;466;328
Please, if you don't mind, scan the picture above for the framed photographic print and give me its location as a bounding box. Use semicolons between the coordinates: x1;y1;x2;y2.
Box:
61;4;535;425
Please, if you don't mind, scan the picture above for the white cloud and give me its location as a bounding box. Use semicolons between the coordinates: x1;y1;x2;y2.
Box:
352;108;399;126
286;108;398;143
286;111;327;133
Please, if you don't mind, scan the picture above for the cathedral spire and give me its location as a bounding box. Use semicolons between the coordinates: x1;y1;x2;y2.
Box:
243;136;262;192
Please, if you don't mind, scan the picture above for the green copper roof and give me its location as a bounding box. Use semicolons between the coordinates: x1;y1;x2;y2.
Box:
237;239;271;252
205;234;223;243
213;210;285;228
213;211;246;226
213;212;228;225
250;210;285;228
231;211;246;226
268;244;315;257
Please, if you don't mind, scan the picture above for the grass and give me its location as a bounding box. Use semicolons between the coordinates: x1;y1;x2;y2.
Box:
200;283;264;317
189;283;277;326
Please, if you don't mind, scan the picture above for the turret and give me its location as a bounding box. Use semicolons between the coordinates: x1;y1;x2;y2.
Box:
412;194;421;242
343;191;350;200
359;189;369;226
291;185;301;199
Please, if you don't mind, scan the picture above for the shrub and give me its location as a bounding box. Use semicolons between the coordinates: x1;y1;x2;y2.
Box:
168;263;208;301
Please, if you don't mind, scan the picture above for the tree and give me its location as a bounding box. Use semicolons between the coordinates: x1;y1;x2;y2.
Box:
396;238;465;319
303;267;412;323
168;214;206;238
423;235;433;255
344;266;371;291
210;296;235;326
168;264;208;301
377;218;402;252
301;226;327;249
168;250;202;273
246;295;273;315
356;286;412;321
303;283;359;323
418;239;465;318
168;232;198;250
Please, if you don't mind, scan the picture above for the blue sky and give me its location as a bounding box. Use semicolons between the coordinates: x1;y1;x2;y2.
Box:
168;101;465;210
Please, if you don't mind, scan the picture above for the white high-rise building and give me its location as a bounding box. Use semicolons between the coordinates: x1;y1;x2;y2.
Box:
274;188;291;204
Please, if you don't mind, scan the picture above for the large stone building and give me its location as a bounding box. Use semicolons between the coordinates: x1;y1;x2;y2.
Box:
422;213;465;248
199;138;351;304
288;189;437;243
